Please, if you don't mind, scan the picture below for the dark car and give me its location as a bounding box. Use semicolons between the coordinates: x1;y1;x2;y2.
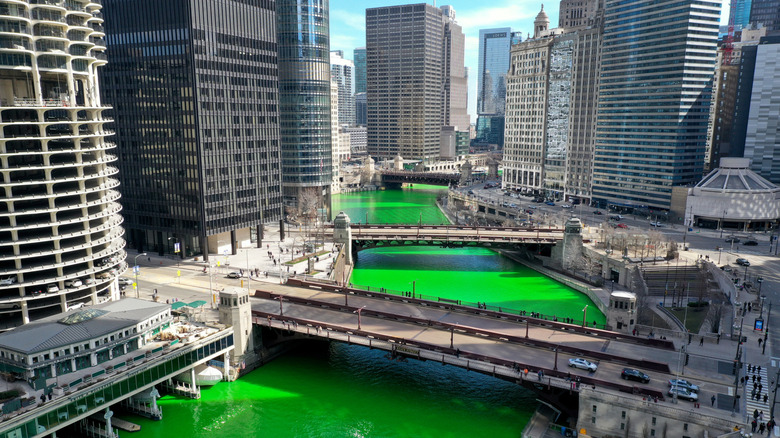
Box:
545;201;555;206
621;368;650;383
593;210;603;215
736;258;750;266
743;240;759;246
725;236;740;243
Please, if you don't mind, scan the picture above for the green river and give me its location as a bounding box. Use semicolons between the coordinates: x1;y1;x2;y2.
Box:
125;185;604;437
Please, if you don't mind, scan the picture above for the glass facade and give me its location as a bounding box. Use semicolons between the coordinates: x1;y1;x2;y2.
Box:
277;0;332;207
749;0;780;31
354;47;366;94
101;0;282;257
330;51;355;126
475;28;513;147
591;0;720;210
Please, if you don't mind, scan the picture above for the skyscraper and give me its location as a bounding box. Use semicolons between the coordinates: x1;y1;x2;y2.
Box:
749;0;780;31
733;0;753;29
330;51;355;126
475;28;514;147
354;47;367;94
277;0;332;213
591;0;720;210
102;0;282;259
366;3;467;161
744;36;780;183
0;0;125;327
559;0;600;29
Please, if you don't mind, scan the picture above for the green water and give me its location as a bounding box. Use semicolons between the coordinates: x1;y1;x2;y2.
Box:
331;185;450;225
125;344;535;437
125;187;604;436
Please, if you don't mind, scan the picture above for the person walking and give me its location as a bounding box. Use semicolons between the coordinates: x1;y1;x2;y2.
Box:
711;394;716;406
753;419;758;433
759;423;766;434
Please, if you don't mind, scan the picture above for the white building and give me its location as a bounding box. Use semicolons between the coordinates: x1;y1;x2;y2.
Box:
0;0;125;329
330;51;355;127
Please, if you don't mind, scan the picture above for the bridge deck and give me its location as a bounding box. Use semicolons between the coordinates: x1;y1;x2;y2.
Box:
250;282;737;413
325;225;566;243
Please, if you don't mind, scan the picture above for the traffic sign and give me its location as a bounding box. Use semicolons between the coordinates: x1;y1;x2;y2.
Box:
133;265;139;274
177;270;181;277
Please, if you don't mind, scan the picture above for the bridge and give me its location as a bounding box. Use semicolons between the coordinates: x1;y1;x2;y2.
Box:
377;170;460;187
249;280;737;431
326;224;566;248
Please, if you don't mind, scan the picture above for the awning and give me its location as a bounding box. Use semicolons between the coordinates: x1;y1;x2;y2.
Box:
170;301;188;311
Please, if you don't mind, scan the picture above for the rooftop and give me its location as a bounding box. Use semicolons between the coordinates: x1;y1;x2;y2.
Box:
696;158;778;193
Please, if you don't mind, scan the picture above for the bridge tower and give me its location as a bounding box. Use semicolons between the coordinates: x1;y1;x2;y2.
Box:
219;288;254;376
393;154;404;170
606;291;637;334
552;217;584;270
333;211;353;265
459;160;472;186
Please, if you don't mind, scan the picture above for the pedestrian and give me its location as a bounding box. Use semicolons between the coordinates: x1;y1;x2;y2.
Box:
759;338;763;347
754;375;757;383
759;365;762;374
759;375;763;383
753;389;757;399
711;394;716;406
760;423;766;434
759;383;763;394
700;337;704;346
760;411;765;422
755;409;760;419
753;419;758;432
717;333;721;344
765;394;769;403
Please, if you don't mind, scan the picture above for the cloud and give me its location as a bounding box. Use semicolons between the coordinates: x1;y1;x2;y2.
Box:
456;0;553;31
331;9;366;32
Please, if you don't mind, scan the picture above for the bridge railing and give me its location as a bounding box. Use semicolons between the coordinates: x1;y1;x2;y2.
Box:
253;312;666;401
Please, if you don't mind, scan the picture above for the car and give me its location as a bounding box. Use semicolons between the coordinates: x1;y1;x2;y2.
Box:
561;204;572;209
0;301;21;310
593;210;603;215
46;284;59;293
0;276;16;286
725;236;740;243
96;272;111;280
64;279;82;288
118;277;133;286
568;358;598;372
668;379;699;393
525;209;534;215
736;258;750;266
610;214;624;221
668;386;698;401
67;302;86;311
720;266;733;272
467;190;474;195
621;368;650;383
527;205;538;209
743;240;759;246
545;201;556;206
82;277;96;285
616;223;629;229
534;198;544;203
227;271;243;279
29;289;43;297
650;222;665;227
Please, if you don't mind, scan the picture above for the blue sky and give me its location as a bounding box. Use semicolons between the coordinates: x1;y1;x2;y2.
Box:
330;0;730;124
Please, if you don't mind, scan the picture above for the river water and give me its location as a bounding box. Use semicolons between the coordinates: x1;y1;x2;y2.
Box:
126;185;603;436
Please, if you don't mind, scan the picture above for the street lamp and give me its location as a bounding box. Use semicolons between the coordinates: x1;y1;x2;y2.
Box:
582;305;588;327
354;306;366;330
133;253;147;299
168;237;181;283
743;264;749;283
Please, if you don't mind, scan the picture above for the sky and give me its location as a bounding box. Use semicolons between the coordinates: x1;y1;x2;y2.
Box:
329;0;731;125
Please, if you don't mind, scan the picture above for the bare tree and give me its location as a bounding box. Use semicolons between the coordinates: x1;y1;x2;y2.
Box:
297;188;320;245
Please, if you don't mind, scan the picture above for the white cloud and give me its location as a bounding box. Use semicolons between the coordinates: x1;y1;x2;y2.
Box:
331;9;366;32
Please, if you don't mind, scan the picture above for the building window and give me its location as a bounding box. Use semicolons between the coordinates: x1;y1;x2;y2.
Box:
620;423;625;430
621;411;626;419
651;430;655;437
684;424;688;431
591;417;596;424
652;417;656;426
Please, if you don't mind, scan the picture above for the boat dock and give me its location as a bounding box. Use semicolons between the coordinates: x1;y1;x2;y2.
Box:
90;413;141;432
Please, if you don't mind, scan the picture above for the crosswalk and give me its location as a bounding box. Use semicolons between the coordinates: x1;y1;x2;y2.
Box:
745;362;770;424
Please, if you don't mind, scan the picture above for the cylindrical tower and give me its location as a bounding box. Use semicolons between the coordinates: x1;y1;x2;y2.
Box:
277;0;332;217
0;0;125;329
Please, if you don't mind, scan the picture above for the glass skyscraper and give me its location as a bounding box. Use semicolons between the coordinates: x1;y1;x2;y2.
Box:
277;0;332;212
476;28;516;146
102;0;282;259
354;47;366;94
591;0;720;210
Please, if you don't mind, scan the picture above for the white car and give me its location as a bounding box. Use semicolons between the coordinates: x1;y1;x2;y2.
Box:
46;284;59;293
0;301;21;310
64;279;82;288
561;204;572;209
227;271;243;279
568;357;598;372
650;222;665;227
0;276;16;286
668;386;698;401
118;277;133;286
67;302;86;311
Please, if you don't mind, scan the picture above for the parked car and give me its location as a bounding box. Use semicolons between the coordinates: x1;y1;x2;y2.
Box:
668;386;698;401
0;301;21;310
67;302;86;311
118;277;133;286
720;266;733;272
593;210;603;215
610;214;624;221
527;205;538;209
525;209;534;215
616;223;629;229
725;236;740;243
96;272;111;280
0;276;16;286
64;279;82;288
561;204;572;209
227;271;243;279
568;358;598;372
736;258;750;266
649;222;665;227
545;201;556;206
743;240;759;246
534;198;544;203
83;277;96;285
621;368;650;383
46;284;59;293
669;379;699;392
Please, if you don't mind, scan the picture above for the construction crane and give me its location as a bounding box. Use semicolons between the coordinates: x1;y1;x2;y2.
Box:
722;0;738;64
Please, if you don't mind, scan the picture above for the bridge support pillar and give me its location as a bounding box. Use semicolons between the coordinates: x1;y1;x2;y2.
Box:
551;218;584;270
333;212;353;266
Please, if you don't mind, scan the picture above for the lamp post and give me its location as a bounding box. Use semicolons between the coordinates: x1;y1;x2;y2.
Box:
133;253;147;299
168;237;181;283
354;306;366;330
743;264;749;283
582;305;588;327
276;295;284;316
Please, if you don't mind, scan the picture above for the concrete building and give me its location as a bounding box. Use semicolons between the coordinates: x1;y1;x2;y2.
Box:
749;0;780;31
366;3;467;162
744;35;780;184
678;158;780;231
102;0;282;259
353;47;366;94
475;28;515;147
558;0;600;29
330;51;355;127
0;0;126;329
591;0;721;210
277;0;332;214
343;126;367;156
706;27;765;172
